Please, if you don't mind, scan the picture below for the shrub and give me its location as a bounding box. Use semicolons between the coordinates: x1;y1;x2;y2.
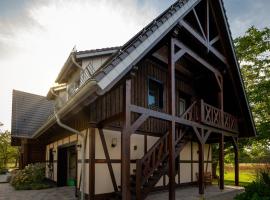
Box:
10;163;52;190
0;168;8;174
234;167;270;200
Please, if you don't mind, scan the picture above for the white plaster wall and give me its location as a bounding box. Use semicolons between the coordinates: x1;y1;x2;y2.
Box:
180;142;191;160
45;128;212;195
45;132;83;184
180;163;191;183
94;129;159;194
77;163;90;194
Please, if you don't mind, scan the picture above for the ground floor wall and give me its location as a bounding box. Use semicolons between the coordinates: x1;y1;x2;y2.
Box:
45;128;212;196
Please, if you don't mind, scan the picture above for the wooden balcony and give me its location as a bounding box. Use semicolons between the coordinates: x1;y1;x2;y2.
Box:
181;100;239;133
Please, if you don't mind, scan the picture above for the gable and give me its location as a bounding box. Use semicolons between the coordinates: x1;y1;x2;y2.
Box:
31;0;256;139
90;0;255;137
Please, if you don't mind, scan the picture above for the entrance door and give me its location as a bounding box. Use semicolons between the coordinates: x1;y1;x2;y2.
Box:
57;145;77;187
57;147;68;186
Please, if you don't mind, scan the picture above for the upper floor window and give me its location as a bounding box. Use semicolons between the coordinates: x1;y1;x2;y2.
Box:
148;78;163;109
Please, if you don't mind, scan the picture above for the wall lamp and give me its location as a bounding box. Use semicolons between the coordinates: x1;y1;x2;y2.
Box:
111;138;117;148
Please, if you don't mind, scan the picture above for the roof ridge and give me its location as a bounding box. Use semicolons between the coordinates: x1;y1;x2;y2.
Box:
76;46;121;55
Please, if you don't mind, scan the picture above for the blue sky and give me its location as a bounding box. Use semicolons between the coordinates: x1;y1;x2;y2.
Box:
0;0;269;131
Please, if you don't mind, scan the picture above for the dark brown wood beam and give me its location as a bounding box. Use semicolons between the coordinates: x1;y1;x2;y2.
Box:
98;128;118;192
232;137;239;186
168;38;176;200
121;79;131;200
198;141;205;195
219;134;225;190
179;20;226;63
89;128;95;200
130;113;149;133
173;39;221;76
97;112;123;128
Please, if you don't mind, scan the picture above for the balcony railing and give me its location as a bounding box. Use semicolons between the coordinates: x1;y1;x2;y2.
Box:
181;99;238;133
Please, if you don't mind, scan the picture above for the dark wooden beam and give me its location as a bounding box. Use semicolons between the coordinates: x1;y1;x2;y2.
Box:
130;113;149;133
121;79;131;200
192;8;206;41
130;103;237;136
210;36;220;46
198;141;205;195
97;112;123;128
219;134;225;190
179;20;226;63
173;39;221;76
98;128;118;192
89;128;95;200
168;38;176;200
232;137;239;186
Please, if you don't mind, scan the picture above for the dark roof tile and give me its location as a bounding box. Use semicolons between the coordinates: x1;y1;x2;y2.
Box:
11;90;54;138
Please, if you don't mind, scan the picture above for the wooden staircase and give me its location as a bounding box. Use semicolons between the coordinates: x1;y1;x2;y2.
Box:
114;127;190;200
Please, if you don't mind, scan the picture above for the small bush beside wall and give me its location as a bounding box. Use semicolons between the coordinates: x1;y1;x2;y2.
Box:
10;163;54;190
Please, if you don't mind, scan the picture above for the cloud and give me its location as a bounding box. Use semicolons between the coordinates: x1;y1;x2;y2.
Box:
223;0;270;37
0;0;158;131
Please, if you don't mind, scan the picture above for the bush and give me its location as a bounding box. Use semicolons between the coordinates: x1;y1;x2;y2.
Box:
10;163;53;190
234;167;270;200
0;168;8;174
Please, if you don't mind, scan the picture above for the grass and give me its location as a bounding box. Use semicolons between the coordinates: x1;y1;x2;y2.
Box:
213;163;265;187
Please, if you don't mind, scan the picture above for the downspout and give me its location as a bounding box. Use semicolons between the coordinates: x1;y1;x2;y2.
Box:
51;89;86;200
71;53;83;69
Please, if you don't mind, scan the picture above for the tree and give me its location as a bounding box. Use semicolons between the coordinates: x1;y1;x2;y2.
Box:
234;26;270;162
0;131;19;169
234;26;270;142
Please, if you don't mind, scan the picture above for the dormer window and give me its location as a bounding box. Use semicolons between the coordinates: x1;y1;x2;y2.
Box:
148;78;163;109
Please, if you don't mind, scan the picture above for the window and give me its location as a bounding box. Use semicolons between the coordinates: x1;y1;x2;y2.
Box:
179;98;186;116
148;78;163;109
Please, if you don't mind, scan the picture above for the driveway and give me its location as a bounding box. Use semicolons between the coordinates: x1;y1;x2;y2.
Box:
0;183;244;200
0;183;76;200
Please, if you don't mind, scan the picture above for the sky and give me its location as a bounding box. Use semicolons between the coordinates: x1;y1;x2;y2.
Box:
0;0;269;131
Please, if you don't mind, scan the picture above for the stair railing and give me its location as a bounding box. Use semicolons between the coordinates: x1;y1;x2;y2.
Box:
135;128;187;199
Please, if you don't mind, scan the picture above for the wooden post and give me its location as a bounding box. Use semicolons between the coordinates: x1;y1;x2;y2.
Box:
89;128;95;200
233;137;239;186
219;134;224;190
121;79;131;200
198;141;205;194
168;38;176;200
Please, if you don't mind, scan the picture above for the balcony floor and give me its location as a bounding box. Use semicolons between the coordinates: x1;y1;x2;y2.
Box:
146;185;244;200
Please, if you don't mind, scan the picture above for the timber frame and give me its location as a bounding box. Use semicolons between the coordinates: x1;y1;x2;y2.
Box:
12;0;256;200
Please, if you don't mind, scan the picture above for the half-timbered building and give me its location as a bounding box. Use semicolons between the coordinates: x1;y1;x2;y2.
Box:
11;0;256;199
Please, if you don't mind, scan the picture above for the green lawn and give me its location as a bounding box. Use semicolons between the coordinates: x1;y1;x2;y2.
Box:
213;164;258;187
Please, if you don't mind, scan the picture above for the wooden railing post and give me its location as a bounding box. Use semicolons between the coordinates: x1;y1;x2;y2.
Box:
200;99;204;123
136;160;142;200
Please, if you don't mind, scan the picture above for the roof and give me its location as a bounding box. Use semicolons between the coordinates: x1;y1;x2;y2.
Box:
11;90;54;138
30;0;256;138
92;0;199;91
76;46;120;59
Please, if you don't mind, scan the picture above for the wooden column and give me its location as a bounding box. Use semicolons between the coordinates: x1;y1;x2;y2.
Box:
168;38;176;200
198;141;205;194
89;128;95;200
219;134;224;190
233;137;239;186
121;79;131;200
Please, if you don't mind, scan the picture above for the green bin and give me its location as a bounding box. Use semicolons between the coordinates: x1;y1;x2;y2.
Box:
67;179;76;186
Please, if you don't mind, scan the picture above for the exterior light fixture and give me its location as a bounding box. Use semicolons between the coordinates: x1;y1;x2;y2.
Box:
77;144;82;151
111;138;117;148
